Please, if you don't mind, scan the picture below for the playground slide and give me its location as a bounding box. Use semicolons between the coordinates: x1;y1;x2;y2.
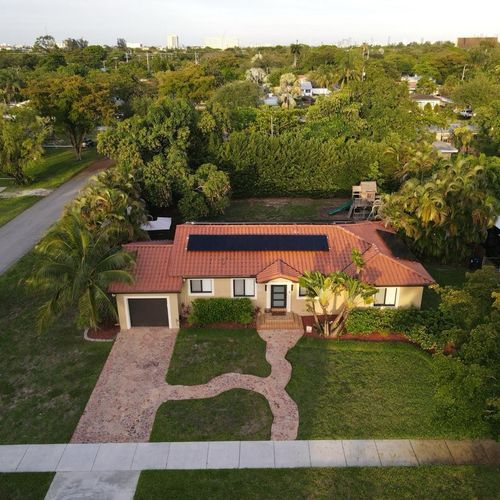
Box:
328;199;353;215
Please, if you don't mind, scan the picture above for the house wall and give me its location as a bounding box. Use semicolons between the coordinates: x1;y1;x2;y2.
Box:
116;281;425;330
115;293;181;330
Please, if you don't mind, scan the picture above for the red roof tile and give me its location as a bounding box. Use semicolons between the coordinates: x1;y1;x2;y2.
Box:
109;241;182;293
111;222;434;293
256;259;302;283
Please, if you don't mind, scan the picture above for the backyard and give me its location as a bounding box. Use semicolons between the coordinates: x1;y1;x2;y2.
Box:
0;147;100;227
208;197;348;223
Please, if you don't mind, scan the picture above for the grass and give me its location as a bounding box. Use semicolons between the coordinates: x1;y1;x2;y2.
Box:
0;148;100;227
151;389;272;441
208;197;342;222
1;148;100;191
135;466;500;500
165;328;271;385
0;473;54;500
0;252;111;444
422;263;467;309
287;339;474;439
0;197;40;228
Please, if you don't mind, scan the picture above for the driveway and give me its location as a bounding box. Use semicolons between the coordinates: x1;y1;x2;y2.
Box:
71;327;303;443
0;158;112;274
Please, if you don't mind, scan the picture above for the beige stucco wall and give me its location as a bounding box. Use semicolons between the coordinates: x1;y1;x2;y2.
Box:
115;293;181;330
395;286;424;309
118;281;425;329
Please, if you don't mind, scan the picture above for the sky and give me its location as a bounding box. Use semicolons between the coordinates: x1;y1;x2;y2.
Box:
0;0;499;47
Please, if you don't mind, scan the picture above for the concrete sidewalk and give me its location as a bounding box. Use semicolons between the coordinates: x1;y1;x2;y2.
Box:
1;439;499;473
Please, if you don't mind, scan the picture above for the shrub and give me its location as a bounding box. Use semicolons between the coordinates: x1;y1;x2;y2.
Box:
345;308;447;351
188;298;254;326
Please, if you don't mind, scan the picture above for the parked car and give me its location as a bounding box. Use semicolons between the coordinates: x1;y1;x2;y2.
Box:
459;108;473;119
82;138;95;148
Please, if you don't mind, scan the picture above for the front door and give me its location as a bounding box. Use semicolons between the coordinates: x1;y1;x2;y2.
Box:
271;285;287;309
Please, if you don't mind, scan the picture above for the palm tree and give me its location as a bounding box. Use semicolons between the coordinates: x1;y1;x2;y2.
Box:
298;271;335;335
328;273;377;337
29;214;136;332
290;43;301;68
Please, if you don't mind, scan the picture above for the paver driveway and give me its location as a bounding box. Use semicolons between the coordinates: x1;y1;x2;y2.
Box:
71;327;303;443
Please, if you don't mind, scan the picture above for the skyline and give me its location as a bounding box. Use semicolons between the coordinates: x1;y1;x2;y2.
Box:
0;0;499;47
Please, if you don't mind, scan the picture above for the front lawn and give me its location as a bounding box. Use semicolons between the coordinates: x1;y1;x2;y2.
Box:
287;339;474;439
0;196;40;228
166;328;271;385
207;197;344;223
1;148;100;191
135;466;500;500
0;473;54;500
0;252;111;444
151;389;272;441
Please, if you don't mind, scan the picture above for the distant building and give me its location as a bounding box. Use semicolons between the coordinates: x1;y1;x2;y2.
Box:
456;37;497;49
410;93;445;110
432;141;458;158
299;78;331;98
126;42;143;49
204;36;239;50
166;35;179;49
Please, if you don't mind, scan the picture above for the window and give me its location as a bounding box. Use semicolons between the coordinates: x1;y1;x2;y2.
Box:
298;286;308;297
189;279;212;294
233;278;255;297
374;287;397;306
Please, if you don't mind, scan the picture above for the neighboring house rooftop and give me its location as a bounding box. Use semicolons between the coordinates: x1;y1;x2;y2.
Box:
410;94;441;101
111;222;434;293
432;140;459;154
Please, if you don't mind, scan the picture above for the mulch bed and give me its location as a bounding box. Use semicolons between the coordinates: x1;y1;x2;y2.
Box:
86;324;120;340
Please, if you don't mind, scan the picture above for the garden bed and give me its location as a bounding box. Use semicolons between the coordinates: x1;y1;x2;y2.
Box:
85;324;120;341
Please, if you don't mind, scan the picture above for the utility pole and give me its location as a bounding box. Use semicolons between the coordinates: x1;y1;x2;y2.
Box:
125;51;130;63
146;51;150;73
194;51;199;65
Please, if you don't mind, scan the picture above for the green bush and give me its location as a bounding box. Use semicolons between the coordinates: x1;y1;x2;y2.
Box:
346;308;447;351
189;298;254;326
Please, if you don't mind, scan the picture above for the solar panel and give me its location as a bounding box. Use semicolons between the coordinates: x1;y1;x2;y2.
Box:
376;229;417;261
187;234;329;251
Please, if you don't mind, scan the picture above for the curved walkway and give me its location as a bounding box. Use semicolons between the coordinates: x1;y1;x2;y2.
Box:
71;327;303;443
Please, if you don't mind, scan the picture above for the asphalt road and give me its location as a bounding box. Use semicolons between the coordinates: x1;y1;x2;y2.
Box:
0;158;112;275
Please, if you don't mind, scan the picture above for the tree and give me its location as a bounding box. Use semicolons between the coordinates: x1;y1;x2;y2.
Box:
210;81;261;109
157;64;216;102
298;250;377;337
33;35;57;52
28;214;136;331
381;157;499;261
290;43;301;68
69;167;149;243
453;126;474;153
192;163;231;214
26;73;115;159
0;106;50;184
433;266;500;438
63;38;88;50
116;38;127;49
0;68;24;104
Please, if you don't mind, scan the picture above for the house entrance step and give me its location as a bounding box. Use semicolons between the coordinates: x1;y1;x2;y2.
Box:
257;312;303;331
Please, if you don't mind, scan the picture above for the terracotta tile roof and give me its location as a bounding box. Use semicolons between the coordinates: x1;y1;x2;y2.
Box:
112;222;434;293
256;259;302;283
109;241;182;293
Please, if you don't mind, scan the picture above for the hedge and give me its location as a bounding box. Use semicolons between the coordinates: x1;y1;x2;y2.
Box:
346;308;448;351
188;298;254;326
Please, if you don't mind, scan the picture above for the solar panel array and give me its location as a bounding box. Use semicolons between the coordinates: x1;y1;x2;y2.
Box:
187;234;329;252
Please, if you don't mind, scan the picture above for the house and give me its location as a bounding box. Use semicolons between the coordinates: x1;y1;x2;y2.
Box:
410;94;443;110
110;222;434;330
300;80;313;97
432;140;459;158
